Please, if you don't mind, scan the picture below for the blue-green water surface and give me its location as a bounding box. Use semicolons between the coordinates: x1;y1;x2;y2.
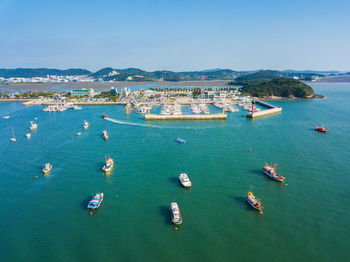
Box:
0;82;349;262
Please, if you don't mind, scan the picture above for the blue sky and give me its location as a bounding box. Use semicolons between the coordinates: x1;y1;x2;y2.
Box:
0;0;349;71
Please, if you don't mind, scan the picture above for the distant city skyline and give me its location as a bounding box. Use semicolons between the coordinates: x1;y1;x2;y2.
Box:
0;0;349;71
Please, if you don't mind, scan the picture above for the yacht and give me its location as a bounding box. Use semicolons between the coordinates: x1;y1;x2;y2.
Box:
42;163;52;175
3;115;10;119
26;133;31;139
29;121;38;131
169;202;182;225
76;132;82;136
87;193;104;209
83;120;89;129
179;173;192;188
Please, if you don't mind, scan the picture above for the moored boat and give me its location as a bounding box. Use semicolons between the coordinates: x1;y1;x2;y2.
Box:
179;173;191;187
175;137;185;144
315;125;327;133
42;163;52;174
102;130;109;140
263;163;285;182
10;128;16;142
169;202;182;225
102;156;114;172
83;120;89;129
246;191;263;212
87;193;104;209
29;121;38;131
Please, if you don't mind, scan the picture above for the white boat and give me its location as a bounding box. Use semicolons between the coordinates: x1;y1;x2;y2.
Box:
136;106;148;114
29;121;38;131
3;115;10;119
83;120;89;129
102;156;114;172
76;132;82;136
179;173;192;188
102;130;109;140
10;128;16;142
42;163;52;175
169;202;182;225
26;133;31;139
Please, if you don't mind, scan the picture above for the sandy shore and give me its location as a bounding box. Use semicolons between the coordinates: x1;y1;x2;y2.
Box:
0;80;230;93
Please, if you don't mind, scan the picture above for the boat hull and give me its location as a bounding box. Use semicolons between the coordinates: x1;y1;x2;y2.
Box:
246;196;263;211
263;169;285;182
42;165;52;175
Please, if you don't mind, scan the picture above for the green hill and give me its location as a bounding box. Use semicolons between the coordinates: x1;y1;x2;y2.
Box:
240;78;315;98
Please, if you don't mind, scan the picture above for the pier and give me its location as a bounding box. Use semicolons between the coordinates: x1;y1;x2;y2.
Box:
246;100;282;118
145;113;227;121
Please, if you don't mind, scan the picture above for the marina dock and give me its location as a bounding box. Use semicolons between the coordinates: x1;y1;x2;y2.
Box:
145;113;227;121
246;100;282;118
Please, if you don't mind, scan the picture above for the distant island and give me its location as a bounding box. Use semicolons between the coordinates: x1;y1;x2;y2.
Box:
0;67;349;84
230;78;323;99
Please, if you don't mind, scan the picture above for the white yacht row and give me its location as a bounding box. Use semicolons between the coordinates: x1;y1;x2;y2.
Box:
43;103;82;112
160;104;182;115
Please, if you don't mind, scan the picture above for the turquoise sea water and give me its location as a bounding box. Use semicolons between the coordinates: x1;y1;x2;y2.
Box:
0;82;349;262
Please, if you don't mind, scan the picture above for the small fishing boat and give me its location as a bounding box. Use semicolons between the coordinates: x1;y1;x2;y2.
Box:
83;120;89;129
3;115;10;119
263;163;285;182
42;163;52;175
315;125;327;133
169;202;182;225
246;191;263;213
102;130;109;140
175;137;185;144
10;128;16;142
26;133;31;139
179;173;192;188
102;156;114;172
102;113;107;119
29;121;38;131
87;193;104;209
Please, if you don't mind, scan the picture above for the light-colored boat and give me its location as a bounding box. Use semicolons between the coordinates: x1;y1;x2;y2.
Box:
169;202;182;225
29;121;38;131
102;130;109;140
76;132;82;136
83;120;89;129
26;133;31;139
246;191;263;213
42;163;52;175
179;173;191;188
263;163;285;182
3;115;10;119
10;128;16;142
102;156;114;172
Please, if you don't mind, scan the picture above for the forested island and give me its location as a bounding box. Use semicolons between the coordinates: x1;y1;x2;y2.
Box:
233;78;320;99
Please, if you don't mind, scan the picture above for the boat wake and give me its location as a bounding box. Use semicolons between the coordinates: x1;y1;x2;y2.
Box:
106;117;218;129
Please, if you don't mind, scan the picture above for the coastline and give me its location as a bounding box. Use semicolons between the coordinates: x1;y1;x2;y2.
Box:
260;94;325;101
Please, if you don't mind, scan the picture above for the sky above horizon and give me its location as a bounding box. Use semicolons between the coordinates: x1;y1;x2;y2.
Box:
0;0;349;72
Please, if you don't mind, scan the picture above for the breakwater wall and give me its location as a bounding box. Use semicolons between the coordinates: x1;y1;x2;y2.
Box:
145;113;227;121
246;100;282;118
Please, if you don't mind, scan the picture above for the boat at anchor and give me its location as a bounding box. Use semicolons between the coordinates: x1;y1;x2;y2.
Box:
29;121;38;131
175;137;185;144
102;156;114;172
315;125;327;133
263;163;285;182
169;202;182;225
179;173;192;188
42;163;52;175
246;191;263;213
87;193;104;209
83;120;89;129
102;130;109;140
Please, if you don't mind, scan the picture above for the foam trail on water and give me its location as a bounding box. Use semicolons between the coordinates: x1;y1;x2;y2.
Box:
106;117;218;129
